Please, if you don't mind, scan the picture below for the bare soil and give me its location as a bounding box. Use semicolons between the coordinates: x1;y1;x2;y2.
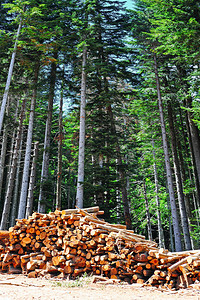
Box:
0;274;200;300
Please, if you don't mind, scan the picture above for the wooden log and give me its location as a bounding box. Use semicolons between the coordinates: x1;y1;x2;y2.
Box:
0;231;10;240
193;260;200;268
143;269;154;277
134;253;148;262
168;252;200;273
62;207;100;215
21;237;31;244
132;274;145;282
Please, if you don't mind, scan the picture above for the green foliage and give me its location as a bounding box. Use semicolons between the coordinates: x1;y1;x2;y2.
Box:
1;0;200;249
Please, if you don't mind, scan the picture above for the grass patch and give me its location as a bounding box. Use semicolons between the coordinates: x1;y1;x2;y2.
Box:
52;273;93;288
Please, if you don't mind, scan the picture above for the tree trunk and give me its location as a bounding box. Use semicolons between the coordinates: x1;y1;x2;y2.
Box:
38;53;57;213
186;98;200;206
178;112;197;214
0;124;8;199
10;130;24;227
167;101;192;250
56;81;64;210
0;97;26;229
152;139;165;248
67;169;71;209
0;97;20;201
18;64;39;219
166;194;175;252
0;21;21;134
143;180;152;240
25;141;39;218
76;47;87;209
153;53;182;251
107;105;132;230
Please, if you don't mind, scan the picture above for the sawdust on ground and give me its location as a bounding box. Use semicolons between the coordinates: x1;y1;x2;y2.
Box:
0;274;200;300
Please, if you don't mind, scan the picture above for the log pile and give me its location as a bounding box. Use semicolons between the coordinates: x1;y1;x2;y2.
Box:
0;206;200;290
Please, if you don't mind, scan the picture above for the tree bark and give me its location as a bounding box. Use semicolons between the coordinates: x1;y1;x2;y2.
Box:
18;63;39;219
38;53;57;213
0;97;20;201
178;107;198;217
56;80;64;210
152;139;165;248
0;21;21;134
25;141;39;218
186;98;200;206
166;194;175;252
0;124;8;199
10;130;24;227
167;101;192;250
76;47;87;209
107;105;132;230
143;180;152;240
0;97;26;229
153;53;182;251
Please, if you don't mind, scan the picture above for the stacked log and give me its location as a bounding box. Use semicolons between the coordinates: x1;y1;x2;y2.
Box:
0;206;200;290
146;248;200;289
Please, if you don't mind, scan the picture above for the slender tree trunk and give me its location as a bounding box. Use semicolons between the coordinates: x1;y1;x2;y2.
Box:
107;105;132;229
3;98;21;198
38;53;57;213
0;124;8;199
18;64;39;219
177;104;200;247
186;99;200;206
175;110;195;248
56;83;64;210
0;21;22;134
5;130;16;201
10;130;24;227
143;180;152;240
0;98;26;229
153;53;182;251
0;97;20;201
67;169;71;209
166;195;175;252
186;116;200;208
152;139;165;248
167;101;192;250
25;141;39;218
76;47;87;209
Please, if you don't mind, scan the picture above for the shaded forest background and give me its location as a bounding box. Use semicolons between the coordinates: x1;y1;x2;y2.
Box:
0;0;200;252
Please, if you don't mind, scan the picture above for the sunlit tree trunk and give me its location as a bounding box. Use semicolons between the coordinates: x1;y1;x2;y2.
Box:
154;53;182;251
152;139;165;248
25;141;39;218
143;180;152;240
166;194;175;252
0;21;21;134
56;82;64;210
76;47;87;209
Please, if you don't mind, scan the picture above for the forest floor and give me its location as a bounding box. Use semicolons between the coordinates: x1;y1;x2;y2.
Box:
0;274;200;300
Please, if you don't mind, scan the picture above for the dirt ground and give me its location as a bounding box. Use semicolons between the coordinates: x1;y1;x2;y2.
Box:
0;274;200;300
